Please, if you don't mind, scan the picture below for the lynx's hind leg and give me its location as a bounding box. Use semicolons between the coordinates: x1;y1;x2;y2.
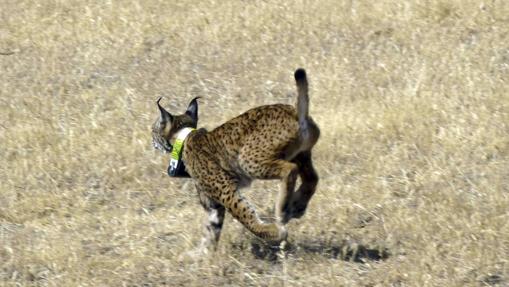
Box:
283;151;318;223
271;161;299;225
239;156;299;226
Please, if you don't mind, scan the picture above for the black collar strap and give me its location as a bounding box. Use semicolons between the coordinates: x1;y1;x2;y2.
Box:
168;128;194;177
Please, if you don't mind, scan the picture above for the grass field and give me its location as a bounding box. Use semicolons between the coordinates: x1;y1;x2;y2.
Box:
1;0;509;286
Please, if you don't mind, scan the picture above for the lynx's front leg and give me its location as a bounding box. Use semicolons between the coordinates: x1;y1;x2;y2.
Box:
195;170;287;243
224;188;287;242
197;187;226;252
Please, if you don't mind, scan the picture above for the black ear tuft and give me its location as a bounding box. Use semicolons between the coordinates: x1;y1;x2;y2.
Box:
186;96;200;123
294;68;307;82
157;97;173;123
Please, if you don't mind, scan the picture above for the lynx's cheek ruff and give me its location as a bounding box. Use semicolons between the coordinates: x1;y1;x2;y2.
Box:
152;138;172;153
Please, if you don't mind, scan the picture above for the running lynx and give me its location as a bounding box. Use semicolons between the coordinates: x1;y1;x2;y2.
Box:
152;69;320;251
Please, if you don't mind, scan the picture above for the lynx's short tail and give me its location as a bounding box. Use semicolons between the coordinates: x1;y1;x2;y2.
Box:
294;68;309;128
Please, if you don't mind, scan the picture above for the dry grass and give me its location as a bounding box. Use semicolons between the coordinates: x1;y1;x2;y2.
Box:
1;0;509;286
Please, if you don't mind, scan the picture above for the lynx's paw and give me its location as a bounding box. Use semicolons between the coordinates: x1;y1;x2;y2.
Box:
268;223;287;245
282;200;309;223
277;224;288;241
178;237;215;262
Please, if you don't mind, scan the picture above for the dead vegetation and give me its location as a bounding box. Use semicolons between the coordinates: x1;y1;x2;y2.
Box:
1;0;508;286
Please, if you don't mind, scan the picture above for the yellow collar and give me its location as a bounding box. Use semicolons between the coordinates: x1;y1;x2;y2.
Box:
168;128;195;177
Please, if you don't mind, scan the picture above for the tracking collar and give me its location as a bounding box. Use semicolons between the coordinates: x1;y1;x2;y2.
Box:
167;127;195;177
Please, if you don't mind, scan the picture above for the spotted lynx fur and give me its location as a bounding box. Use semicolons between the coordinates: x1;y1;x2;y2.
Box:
152;69;320;250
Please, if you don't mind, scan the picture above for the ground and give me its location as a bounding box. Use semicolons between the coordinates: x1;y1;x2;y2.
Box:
1;0;509;286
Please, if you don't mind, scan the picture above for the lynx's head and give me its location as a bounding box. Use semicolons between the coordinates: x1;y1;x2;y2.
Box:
151;97;199;153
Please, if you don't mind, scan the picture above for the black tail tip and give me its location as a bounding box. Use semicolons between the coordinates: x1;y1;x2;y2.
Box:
294;68;307;82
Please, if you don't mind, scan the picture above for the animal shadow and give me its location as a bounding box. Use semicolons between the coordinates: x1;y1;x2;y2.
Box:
250;238;390;263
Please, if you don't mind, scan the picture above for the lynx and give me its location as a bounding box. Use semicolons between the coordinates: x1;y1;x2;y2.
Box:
152;69;320;250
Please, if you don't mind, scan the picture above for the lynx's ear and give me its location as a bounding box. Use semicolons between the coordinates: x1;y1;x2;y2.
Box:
157;97;173;124
185;97;200;123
